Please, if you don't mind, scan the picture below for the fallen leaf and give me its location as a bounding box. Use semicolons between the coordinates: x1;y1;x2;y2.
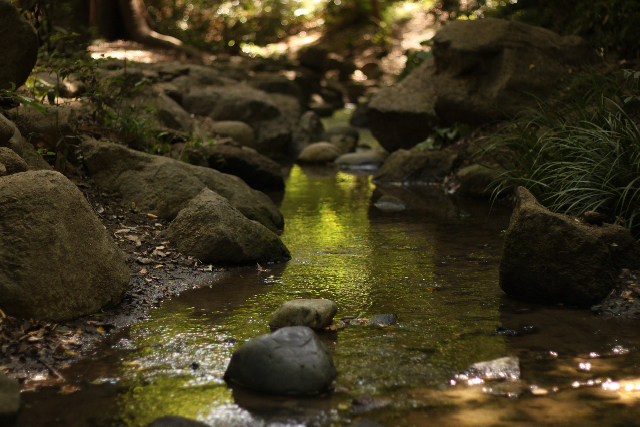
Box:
155;246;165;250
59;384;80;394
140;268;148;274
96;327;106;334
147;213;158;219
64;349;79;356
155;223;163;227
155;265;163;269
125;235;139;242
115;229;131;234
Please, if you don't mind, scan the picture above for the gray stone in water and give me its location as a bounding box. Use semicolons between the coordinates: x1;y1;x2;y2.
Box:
297;142;343;163
0;372;20;420
269;299;338;330
224;326;337;395
146;416;210;427
457;356;520;381
368;314;398;326
374;195;409;212
335;150;389;169
373;150;459;184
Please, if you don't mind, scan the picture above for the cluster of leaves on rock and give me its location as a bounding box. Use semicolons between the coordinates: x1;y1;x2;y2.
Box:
484;70;640;239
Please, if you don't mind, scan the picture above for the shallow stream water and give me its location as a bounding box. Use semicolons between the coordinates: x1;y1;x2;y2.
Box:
14;164;640;427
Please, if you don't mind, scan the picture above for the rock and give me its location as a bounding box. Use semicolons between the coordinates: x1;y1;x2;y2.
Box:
166;189;290;265
0;372;19;422
457;356;520;381
456;164;500;198
500;187;640;307
368;18;597;152
0;164;5;177
297;142;343;163
183;84;301;159
0;0;38;90
9;105;78;152
292;110;325;155
224;326;337;395
146;416;210;427
373;150;459;184
81;138;284;231
189;143;285;191
208;120;255;148
269;299;338;330
335;150;388;169
350;102;369;128
0;170;129;321
368;314;398;326
3;128;52;171
374;195;409;212
0;147;28;175
0;115;15;146
298;46;330;74
321;125;359;153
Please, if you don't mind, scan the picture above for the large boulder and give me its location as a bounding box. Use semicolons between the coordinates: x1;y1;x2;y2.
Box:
373;150;459;184
185;143;285;191
368;18;597;152
81;138;284;232
166;189;290;265
456;164;500;198
500;187;640;307
0;170;129;321
269;299;338;330
224;326;337;395
0;0;38;90
183;84;301;159
207;120;255;148
0;372;19;422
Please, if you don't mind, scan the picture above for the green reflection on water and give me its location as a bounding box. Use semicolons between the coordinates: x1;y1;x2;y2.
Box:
115;165;506;426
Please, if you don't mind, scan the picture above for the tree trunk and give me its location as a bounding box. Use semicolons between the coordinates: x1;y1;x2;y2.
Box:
91;0;201;58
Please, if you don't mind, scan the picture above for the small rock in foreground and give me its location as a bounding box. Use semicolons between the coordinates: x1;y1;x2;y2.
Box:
224;326;337;395
457;356;520;381
269;299;338;330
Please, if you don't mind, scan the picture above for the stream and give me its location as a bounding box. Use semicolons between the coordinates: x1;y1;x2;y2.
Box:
13;125;640;427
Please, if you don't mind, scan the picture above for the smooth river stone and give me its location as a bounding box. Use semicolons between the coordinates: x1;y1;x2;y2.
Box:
224;326;337;395
269;299;338;330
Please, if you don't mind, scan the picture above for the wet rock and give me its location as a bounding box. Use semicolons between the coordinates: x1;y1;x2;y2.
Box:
167;188;290;265
224;326;337;395
335;150;389;169
208;120;255;148
0;115;14;146
373;150;459;184
187;143;285;191
81;138;284;231
374;195;409;212
368;18;597;152
0;170;129;321
297;142;343;163
0;0;38;90
368;314;398;326
500;187;640;307
458;356;520;381
269;299;338;330
146;416;210;427
456;164;500;198
0;147;28;175
351;395;392;414
0;372;19;421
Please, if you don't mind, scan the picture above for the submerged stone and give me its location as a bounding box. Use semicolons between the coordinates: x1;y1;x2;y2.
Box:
269;299;338;330
458;356;520;381
368;314;398;326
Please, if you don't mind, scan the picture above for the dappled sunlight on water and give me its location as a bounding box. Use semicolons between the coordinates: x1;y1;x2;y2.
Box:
17;165;640;427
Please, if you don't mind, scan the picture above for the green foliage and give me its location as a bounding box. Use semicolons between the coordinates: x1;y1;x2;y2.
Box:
414;123;470;151
0;82;46;113
483;70;640;238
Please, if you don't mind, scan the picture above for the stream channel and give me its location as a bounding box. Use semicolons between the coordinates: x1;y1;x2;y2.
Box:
14;118;640;427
